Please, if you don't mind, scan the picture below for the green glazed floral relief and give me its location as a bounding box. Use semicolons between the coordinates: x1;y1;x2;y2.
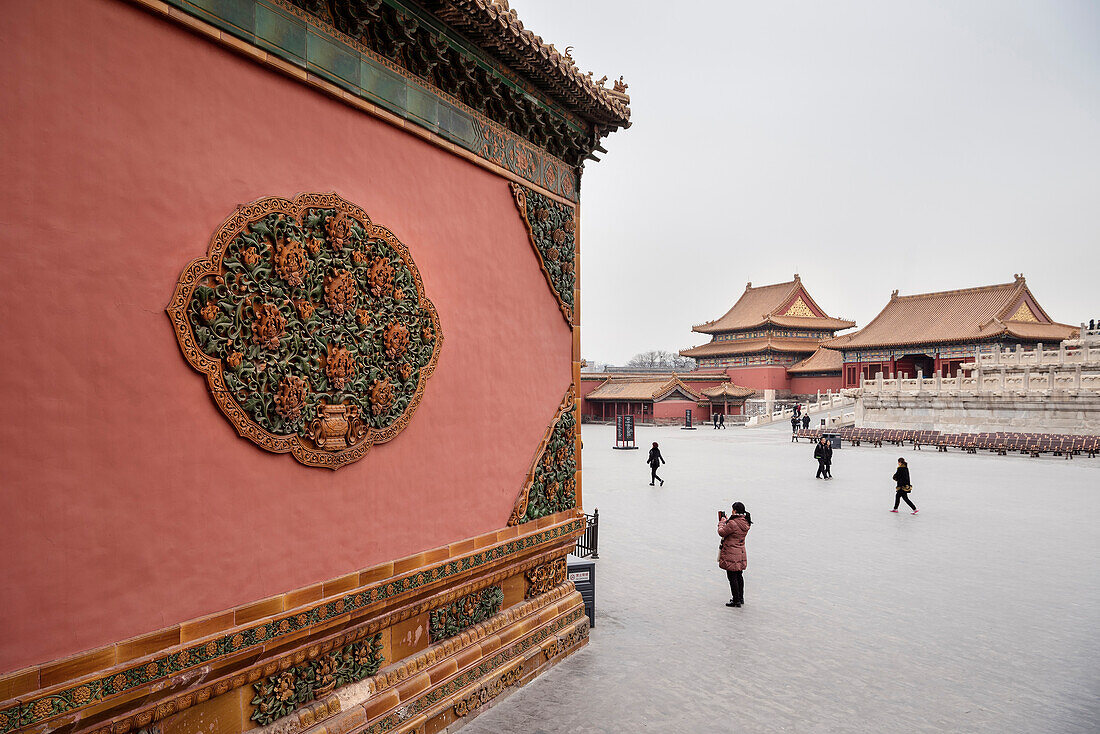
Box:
251;633;383;725
429;586;505;642
168;193;442;469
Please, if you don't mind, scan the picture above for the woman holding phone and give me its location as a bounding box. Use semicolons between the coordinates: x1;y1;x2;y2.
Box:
717;502;752;607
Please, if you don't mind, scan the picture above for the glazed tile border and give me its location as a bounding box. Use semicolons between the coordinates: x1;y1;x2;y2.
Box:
370;582;575;694
510;183;577;327
0;519;583;734
153;0;580;201
361;606;587;734
85;560;576;734
508;388;577;526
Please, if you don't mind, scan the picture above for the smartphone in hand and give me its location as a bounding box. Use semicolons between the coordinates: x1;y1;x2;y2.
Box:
718;510;726;521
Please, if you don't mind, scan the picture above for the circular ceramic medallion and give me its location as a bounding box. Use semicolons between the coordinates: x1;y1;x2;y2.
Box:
168;193;441;469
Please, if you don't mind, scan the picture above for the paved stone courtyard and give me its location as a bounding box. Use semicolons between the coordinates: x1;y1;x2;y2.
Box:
464;421;1100;733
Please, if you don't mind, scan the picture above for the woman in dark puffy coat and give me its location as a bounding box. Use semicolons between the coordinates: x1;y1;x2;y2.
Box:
717;502;752;607
891;458;918;513
647;442;665;486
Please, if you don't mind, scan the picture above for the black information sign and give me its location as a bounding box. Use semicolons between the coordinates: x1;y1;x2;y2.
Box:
681;408;697;430
614;414;638;448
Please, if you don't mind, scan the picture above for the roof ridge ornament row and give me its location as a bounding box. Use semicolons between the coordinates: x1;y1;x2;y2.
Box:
889;276;1026;301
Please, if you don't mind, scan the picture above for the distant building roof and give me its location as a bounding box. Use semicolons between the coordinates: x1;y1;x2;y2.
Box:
581;372;724;382
691;275;856;334
700;383;755;399
680;337;822;359
787;347;843;374
826;275;1079;350
585;376;704;402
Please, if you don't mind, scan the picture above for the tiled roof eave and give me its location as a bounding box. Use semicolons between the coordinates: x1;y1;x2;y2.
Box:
681;341;823;358
767;316;857;329
692;318;852;334
831;334;1017;351
1000;322;1080;337
700;384;755;399
584;395;653;401
788;363;842;374
429;0;631;128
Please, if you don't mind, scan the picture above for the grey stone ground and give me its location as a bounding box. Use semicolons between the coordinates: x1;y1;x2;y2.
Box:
463;420;1100;733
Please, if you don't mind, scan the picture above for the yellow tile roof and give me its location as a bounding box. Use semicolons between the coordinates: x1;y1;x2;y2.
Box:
826;276;1078;350
787;347;843;374
681;337;822;358
585;376;703;402
692;276;855;334
700;383;755;399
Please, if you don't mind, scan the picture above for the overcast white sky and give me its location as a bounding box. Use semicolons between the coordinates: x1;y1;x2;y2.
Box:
514;0;1100;365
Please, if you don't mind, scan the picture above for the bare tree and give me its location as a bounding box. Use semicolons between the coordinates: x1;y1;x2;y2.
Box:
626;350;696;371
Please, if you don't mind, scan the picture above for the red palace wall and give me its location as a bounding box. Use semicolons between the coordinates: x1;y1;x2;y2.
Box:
653;399;696;420
789;375;844;395
578;378;605;419
0;0;572;673
724;366;792;392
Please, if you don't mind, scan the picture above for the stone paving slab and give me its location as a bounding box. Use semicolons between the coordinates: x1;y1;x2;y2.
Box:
462;422;1100;733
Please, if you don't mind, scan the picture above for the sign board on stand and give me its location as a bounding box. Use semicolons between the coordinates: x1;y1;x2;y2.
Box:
613;414;638;449
682;408;696;430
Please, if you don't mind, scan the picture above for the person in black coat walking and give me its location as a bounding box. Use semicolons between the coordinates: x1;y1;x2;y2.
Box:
648;442;665;486
713;413;719;429
891;458;917;513
719;413;726;429
801;414;810;430
791;415;800;442
814;437;832;479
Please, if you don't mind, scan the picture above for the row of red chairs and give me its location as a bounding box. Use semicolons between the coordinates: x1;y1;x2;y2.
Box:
934;431;1100;458
794;427;1099;458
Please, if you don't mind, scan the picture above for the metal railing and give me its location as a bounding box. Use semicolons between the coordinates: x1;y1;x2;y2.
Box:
573;509;599;559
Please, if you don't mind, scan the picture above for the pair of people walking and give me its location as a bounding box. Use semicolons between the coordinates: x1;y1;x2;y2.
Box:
712;413;726;429
647;442;665;486
792;413;811;441
717;502;752;607
814;436;833;479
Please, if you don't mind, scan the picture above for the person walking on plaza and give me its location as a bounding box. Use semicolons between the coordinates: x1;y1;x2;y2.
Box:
814;436;830;479
719;413;726;429
801;413;810;430
713;413;719;429
791;415;799;441
891;458;918;513
823;437;833;478
647;442;665;486
718;502;752;607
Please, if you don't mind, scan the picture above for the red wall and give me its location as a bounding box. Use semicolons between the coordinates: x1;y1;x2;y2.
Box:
789;375;844;395
578;378;605;418
725;366;792;391
653;399;696;420
0;0;571;672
